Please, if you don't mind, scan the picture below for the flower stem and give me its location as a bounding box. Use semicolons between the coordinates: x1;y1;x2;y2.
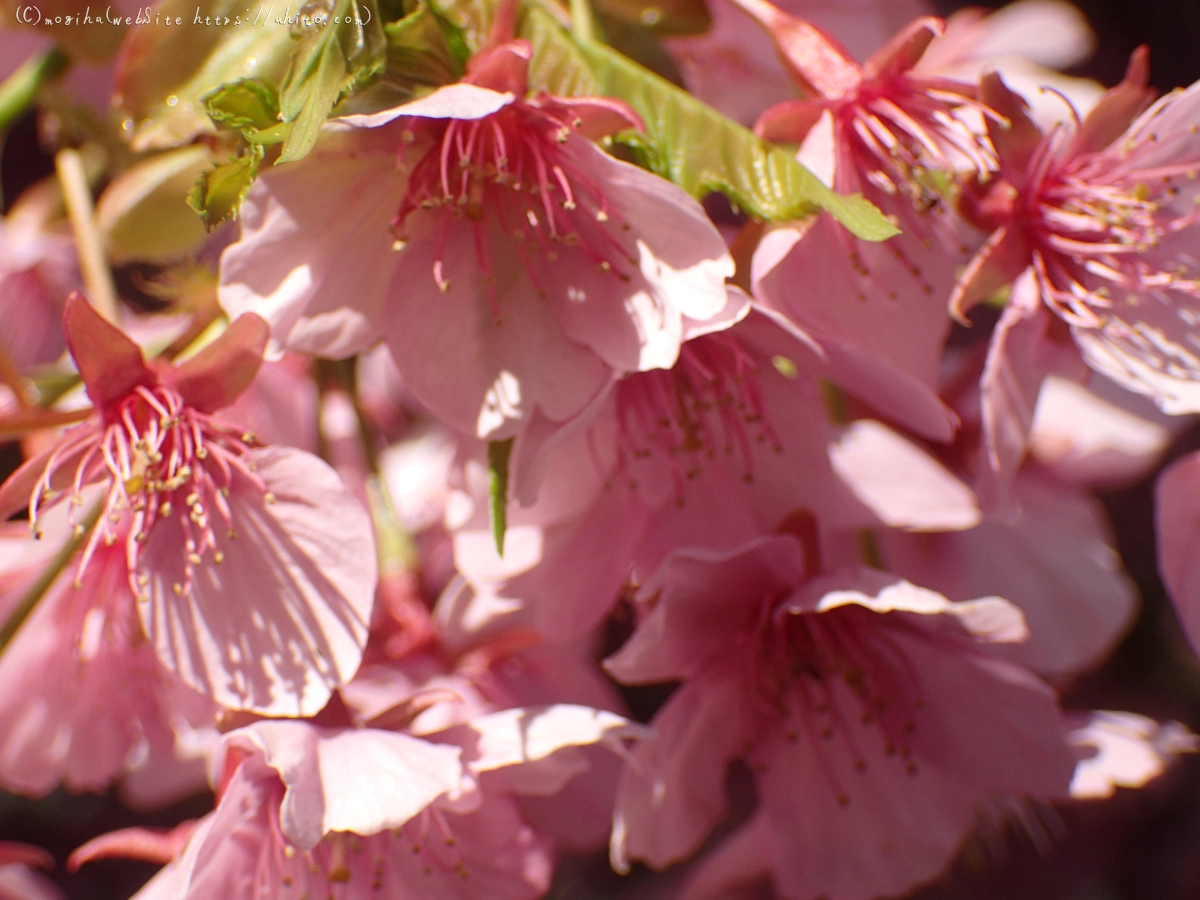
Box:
56;147;120;323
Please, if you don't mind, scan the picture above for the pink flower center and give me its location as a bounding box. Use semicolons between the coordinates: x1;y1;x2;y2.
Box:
606;334;781;500
755;605;925;806
839;76;997;208
1029;136;1200;325
394;102;634;312
31;384;263;596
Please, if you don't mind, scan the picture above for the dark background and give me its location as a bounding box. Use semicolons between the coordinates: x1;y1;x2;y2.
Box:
4;1;1200;897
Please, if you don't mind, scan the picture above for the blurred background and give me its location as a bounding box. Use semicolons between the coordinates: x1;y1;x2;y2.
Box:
3;0;1200;898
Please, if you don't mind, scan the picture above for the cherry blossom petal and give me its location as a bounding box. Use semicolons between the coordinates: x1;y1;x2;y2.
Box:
546;139;736;372
1028;374;1174;489
438;705;648;798
828;419;981;531
381;218;612;439
1156;450;1200;659
606;538;804;685
69;823;196;869
165;314;270;415
225;721;470;849
0;532;212;797
753;220;960;441
0;845;51;872
750;625;1070;900
218;126;400;359
610;659;760;873
0;865;63;900
884;473;1137;678
978;268;1086;510
1071;288;1200;415
137;447;376;716
338;83;516;127
798;569;1029;643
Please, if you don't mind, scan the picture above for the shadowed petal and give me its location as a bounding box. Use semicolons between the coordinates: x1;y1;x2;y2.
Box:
136;447;376;717
219;127;400;359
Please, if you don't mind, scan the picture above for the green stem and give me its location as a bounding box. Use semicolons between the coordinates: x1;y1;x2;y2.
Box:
0;47;69;135
0;502;100;655
366;475;418;573
569;0;596;43
57;147;120;323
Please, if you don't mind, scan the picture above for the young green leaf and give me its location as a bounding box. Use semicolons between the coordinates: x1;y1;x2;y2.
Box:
487;438;514;557
187;148;263;231
576;39;898;238
337;2;468;114
203;78;281;133
278;0;387;164
114;0;295;151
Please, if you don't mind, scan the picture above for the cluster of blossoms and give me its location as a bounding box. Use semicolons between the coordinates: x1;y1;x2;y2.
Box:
2;0;1200;897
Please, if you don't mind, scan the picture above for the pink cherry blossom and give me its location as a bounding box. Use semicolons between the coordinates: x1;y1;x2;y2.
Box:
607;535;1075;900
739;3;998;440
0;295;376;716
449;307;982;644
112;705;643;900
956;52;1200;414
0;511;217;798
220;40;737;440
975;267;1089;509
664;0;932;126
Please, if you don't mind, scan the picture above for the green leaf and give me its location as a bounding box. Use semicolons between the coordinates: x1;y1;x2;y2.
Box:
338;2;467;114
386;4;465;83
114;0;296;151
572;37;898;238
518;9;895;234
278;0;387;164
487;438;514;557
203;78;281;133
188;148;263;230
521;4;601;98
